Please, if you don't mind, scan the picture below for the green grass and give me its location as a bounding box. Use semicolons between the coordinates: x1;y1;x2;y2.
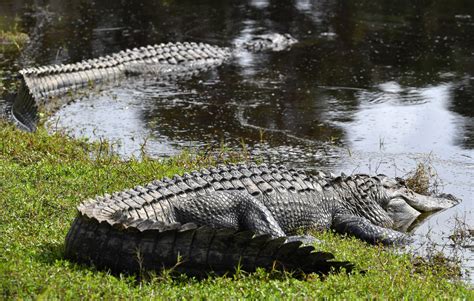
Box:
0;15;29;52
0;30;29;51
0;121;472;299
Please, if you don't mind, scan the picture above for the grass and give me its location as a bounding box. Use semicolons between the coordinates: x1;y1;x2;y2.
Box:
0;121;472;299
0;15;29;52
0;30;29;52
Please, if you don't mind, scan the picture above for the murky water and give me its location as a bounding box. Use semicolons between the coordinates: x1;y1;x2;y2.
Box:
1;0;473;282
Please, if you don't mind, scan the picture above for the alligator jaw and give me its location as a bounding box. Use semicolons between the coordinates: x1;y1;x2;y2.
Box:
379;175;461;230
385;193;460;232
380;175;461;213
385;197;421;231
385;190;460;231
402;192;461;213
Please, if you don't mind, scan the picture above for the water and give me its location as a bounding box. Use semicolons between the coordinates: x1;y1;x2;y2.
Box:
1;0;473;282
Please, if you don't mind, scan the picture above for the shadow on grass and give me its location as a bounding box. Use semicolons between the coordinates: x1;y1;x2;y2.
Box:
35;241;66;265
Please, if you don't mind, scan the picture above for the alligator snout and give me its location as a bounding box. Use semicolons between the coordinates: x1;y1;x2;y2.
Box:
405;192;461;213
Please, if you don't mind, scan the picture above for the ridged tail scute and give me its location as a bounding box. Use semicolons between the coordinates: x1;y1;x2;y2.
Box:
65;163;353;276
12;78;39;132
65;214;354;277
11;34;296;131
12;42;232;131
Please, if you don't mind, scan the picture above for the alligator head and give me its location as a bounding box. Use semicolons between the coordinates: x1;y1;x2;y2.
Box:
378;176;461;231
241;33;298;52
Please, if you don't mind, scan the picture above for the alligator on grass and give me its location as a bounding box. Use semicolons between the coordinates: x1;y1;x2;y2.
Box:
10;33;460;276
65;163;460;276
11;33;297;131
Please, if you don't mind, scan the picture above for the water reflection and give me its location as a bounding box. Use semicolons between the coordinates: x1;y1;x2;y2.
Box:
344;83;462;153
250;0;269;10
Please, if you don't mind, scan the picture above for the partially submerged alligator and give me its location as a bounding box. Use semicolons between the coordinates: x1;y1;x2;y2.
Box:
11;33;297;131
65;163;460;276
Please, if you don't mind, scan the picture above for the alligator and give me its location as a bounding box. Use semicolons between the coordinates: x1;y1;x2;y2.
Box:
65;163;460;276
11;33;297;131
11;32;460;276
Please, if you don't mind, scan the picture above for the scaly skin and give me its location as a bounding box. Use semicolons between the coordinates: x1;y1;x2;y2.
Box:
12;33;298;131
65;163;460;276
12;42;231;130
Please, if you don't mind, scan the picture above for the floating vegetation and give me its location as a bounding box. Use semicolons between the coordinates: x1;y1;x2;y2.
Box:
405;161;440;195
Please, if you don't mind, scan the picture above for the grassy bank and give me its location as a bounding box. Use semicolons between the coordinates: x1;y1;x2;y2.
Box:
0;122;471;299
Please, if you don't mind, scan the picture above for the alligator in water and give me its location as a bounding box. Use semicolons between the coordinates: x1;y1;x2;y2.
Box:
65;163;460;276
11;33;297;131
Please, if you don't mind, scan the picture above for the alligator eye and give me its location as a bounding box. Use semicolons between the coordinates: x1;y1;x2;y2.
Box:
395;177;406;185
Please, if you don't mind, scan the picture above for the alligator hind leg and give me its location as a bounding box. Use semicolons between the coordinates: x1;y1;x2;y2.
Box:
174;191;319;244
173;190;287;237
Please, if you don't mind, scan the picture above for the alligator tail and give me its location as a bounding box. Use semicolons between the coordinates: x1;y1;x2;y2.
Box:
11;77;44;131
12;42;232;131
65;215;353;277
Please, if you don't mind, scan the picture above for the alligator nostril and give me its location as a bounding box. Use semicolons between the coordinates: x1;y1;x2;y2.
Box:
438;193;461;204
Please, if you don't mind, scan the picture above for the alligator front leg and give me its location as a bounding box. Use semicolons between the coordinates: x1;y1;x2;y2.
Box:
332;214;410;245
